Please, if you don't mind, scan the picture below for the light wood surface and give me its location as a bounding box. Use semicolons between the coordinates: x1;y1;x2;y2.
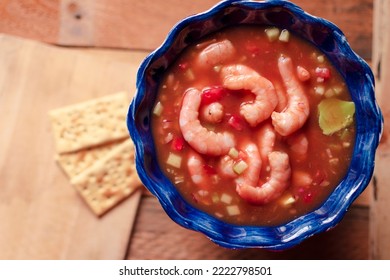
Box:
370;0;390;260
128;197;368;260
0;0;381;260
0;35;147;259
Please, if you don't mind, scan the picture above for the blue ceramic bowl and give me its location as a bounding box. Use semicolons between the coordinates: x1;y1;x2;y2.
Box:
128;0;383;249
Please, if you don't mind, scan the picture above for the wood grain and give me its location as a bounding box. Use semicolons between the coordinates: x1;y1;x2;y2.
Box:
0;0;58;43
0;35;147;259
0;0;376;260
127;196;368;260
370;0;390;260
0;0;373;59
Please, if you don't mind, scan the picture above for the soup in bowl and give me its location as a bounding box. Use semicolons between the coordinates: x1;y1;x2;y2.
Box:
128;0;383;249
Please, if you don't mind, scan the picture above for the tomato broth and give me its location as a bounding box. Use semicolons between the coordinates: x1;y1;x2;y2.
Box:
151;25;355;226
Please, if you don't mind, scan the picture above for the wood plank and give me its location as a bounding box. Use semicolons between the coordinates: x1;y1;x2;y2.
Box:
0;0;58;43
370;0;390;260
61;0;373;59
0;35;148;259
0;0;373;59
127;196;368;260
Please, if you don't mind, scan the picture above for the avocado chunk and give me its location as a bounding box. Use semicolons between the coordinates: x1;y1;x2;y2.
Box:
318;98;355;135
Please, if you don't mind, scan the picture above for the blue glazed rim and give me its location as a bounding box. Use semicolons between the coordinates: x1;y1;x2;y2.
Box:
128;0;383;249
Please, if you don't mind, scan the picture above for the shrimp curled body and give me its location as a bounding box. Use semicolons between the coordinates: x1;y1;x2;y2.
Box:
198;39;236;67
179;88;236;156
201;102;224;123
271;56;310;136
257;123;276;165
235;143;262;188
221;64;278;127
236;151;291;205
187;151;210;190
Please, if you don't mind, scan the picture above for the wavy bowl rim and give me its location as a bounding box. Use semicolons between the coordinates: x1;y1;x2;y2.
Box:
127;0;383;249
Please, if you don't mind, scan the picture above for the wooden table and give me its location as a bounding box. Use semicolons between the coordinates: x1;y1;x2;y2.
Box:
0;0;387;260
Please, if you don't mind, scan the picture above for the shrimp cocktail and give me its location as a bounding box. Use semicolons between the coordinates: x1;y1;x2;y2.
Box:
151;25;355;226
129;0;382;248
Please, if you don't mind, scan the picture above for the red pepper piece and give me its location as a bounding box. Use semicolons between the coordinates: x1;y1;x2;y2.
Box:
303;192;313;203
245;41;260;55
178;62;188;70
313;169;327;186
203;164;217;175
201;86;225;105
171;137;185;151
315;67;331;80
228;114;244;131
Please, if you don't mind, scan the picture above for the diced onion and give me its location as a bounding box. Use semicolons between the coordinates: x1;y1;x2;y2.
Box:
185;69;195;81
325;88;336;98
220;193;233;204
342;142;351;148
281;195;296;207
212;193;220;203
333;86;343;95
213;65;222;73
314;86;325;96
319;180;330;187
198;190;208;197
164;133;173;144
174;176;184;184
317;55;325;63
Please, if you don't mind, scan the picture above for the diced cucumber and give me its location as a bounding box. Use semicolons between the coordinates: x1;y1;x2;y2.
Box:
226;205;240;216
265;27;280;42
166;153;182;168
228;147;239;159
279;29;290;42
233;160;248;175
153;101;163;117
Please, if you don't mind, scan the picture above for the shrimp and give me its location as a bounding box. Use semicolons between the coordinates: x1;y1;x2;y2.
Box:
271;56;310;136
200;102;224;123
221;64;278;127
236;151;291;205
274;81;288;113
187;151;211;190
179;88;236;156
297;65;311;82
287;132;308;159
197;39;236;67
257;123;276;165
235;143;262;189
